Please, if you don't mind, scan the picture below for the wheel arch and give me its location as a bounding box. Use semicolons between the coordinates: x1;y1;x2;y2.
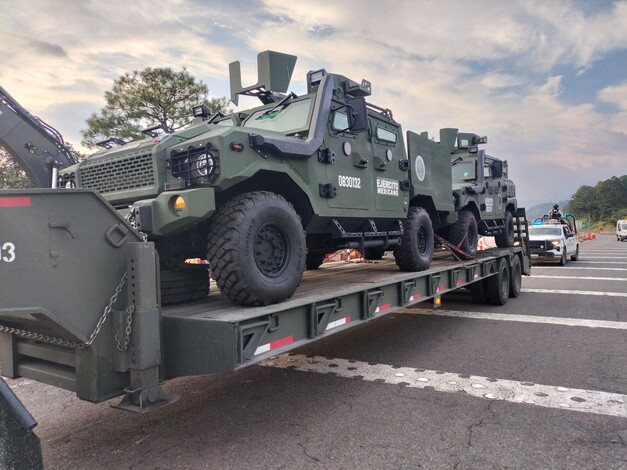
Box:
216;170;315;228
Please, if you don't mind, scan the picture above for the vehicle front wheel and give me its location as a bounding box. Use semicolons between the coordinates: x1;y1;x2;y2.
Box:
206;191;306;306
449;210;478;259
160;268;209;305
495;210;515;247
558;251;567;266
393;206;434;271
570;246;579;261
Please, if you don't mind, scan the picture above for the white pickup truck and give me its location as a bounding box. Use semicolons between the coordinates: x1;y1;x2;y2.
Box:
528;223;580;265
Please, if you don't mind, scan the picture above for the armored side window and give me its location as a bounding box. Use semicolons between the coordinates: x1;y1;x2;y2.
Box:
376;127;397;144
332;111;349;130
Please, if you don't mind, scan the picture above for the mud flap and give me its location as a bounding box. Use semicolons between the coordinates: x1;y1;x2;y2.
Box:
0;376;43;469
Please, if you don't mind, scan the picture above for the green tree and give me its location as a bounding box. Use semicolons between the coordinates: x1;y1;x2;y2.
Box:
566;175;627;223
0;147;33;188
81;68;229;148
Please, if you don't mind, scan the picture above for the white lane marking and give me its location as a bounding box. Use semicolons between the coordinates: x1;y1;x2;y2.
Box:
580;256;627;259
261;354;626;418
399;309;627;330
530;275;627;282
535;267;627;271
521;288;627;297
572;261;626;264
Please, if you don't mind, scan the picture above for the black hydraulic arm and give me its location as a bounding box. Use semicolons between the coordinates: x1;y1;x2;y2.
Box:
0;85;77;187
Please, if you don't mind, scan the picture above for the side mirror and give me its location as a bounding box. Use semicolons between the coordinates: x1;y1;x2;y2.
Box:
346;97;368;134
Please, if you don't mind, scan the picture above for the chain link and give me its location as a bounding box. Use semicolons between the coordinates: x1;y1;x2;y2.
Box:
115;305;135;351
0;272;128;350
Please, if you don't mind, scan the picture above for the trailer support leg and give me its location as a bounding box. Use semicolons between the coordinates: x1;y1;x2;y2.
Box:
113;242;178;413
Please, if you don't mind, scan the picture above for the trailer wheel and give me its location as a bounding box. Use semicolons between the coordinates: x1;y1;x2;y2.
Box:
306;252;325;270
160;269;209;305
207;191;305;306
449;210;478;259
469;280;487;304
495;210;515;247
509;255;522;298
364;247;386;260
570;246;579;261
393;206;434;271
486;258;510;305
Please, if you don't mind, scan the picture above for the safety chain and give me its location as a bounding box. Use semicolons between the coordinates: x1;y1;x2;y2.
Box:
115;305;135;351
125;210;149;242
0;272;128;350
434;234;474;266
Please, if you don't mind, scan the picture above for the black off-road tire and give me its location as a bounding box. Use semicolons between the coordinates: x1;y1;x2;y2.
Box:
570;246;579;261
486;258;510;305
449;210;478;259
160;269;210;305
363;247;386;260
306;252;325;270
393;206;434;272
206;191;305;306
509;255;522;298
495;210;515;247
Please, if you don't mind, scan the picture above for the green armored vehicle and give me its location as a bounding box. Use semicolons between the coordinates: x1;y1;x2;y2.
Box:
57;51;453;306
445;132;518;257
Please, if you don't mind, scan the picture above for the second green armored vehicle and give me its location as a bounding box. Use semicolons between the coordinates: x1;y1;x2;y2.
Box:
446;133;518;257
57;51;456;306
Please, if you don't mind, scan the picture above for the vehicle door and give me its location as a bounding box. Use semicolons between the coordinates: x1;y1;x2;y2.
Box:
324;101;373;210
563;226;576;256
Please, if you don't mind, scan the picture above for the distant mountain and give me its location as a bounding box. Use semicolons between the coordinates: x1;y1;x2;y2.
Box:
526;200;569;221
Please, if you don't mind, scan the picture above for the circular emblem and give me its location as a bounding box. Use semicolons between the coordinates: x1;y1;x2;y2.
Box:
414;155;426;182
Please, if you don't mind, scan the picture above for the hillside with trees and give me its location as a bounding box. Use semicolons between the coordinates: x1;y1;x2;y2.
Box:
565;175;627;224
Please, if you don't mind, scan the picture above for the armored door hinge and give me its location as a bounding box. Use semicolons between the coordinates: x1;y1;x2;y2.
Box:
318;148;336;164
399;180;411;191
399;159;410;171
319;183;337;198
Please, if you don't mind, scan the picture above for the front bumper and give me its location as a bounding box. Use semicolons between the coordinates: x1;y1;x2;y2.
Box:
131;187;216;236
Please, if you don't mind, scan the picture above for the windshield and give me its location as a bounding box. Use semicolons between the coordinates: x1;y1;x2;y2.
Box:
243;98;312;134
621;223;627;231
452;161;475;182
529;226;562;237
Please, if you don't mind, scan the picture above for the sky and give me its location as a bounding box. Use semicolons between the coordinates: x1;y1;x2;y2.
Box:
1;0;626;207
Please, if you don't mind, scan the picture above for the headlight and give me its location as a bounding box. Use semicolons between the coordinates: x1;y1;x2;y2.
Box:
551;240;561;247
169;143;220;187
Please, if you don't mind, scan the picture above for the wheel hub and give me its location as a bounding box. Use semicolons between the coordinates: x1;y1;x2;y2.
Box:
254;223;288;277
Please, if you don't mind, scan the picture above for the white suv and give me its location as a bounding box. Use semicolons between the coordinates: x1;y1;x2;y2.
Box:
617;220;627;242
528;223;580;265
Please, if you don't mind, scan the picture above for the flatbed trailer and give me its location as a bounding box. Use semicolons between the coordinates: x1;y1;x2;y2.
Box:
0;189;530;413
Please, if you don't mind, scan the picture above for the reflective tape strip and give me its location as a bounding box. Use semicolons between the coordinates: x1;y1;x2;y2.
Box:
254;336;294;356
0;196;31;207
374;303;391;313
409;293;423;302
326;316;351;331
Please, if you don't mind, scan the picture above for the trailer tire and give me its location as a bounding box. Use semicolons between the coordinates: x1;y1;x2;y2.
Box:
570;246;579;261
495;210;515;247
394;206;434;271
160;269;209;305
469;280;487;304
448;210;478;259
509;255;522;298
486;258;510;305
306;252;325;270
364;247;386;260
207;191;305;306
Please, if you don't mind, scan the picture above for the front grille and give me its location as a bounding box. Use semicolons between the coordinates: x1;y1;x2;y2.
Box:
529;241;547;250
79;153;155;193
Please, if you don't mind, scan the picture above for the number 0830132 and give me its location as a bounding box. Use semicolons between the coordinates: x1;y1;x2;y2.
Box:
1;242;16;262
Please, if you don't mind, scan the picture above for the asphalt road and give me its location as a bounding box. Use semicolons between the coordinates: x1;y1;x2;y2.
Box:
5;234;627;469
